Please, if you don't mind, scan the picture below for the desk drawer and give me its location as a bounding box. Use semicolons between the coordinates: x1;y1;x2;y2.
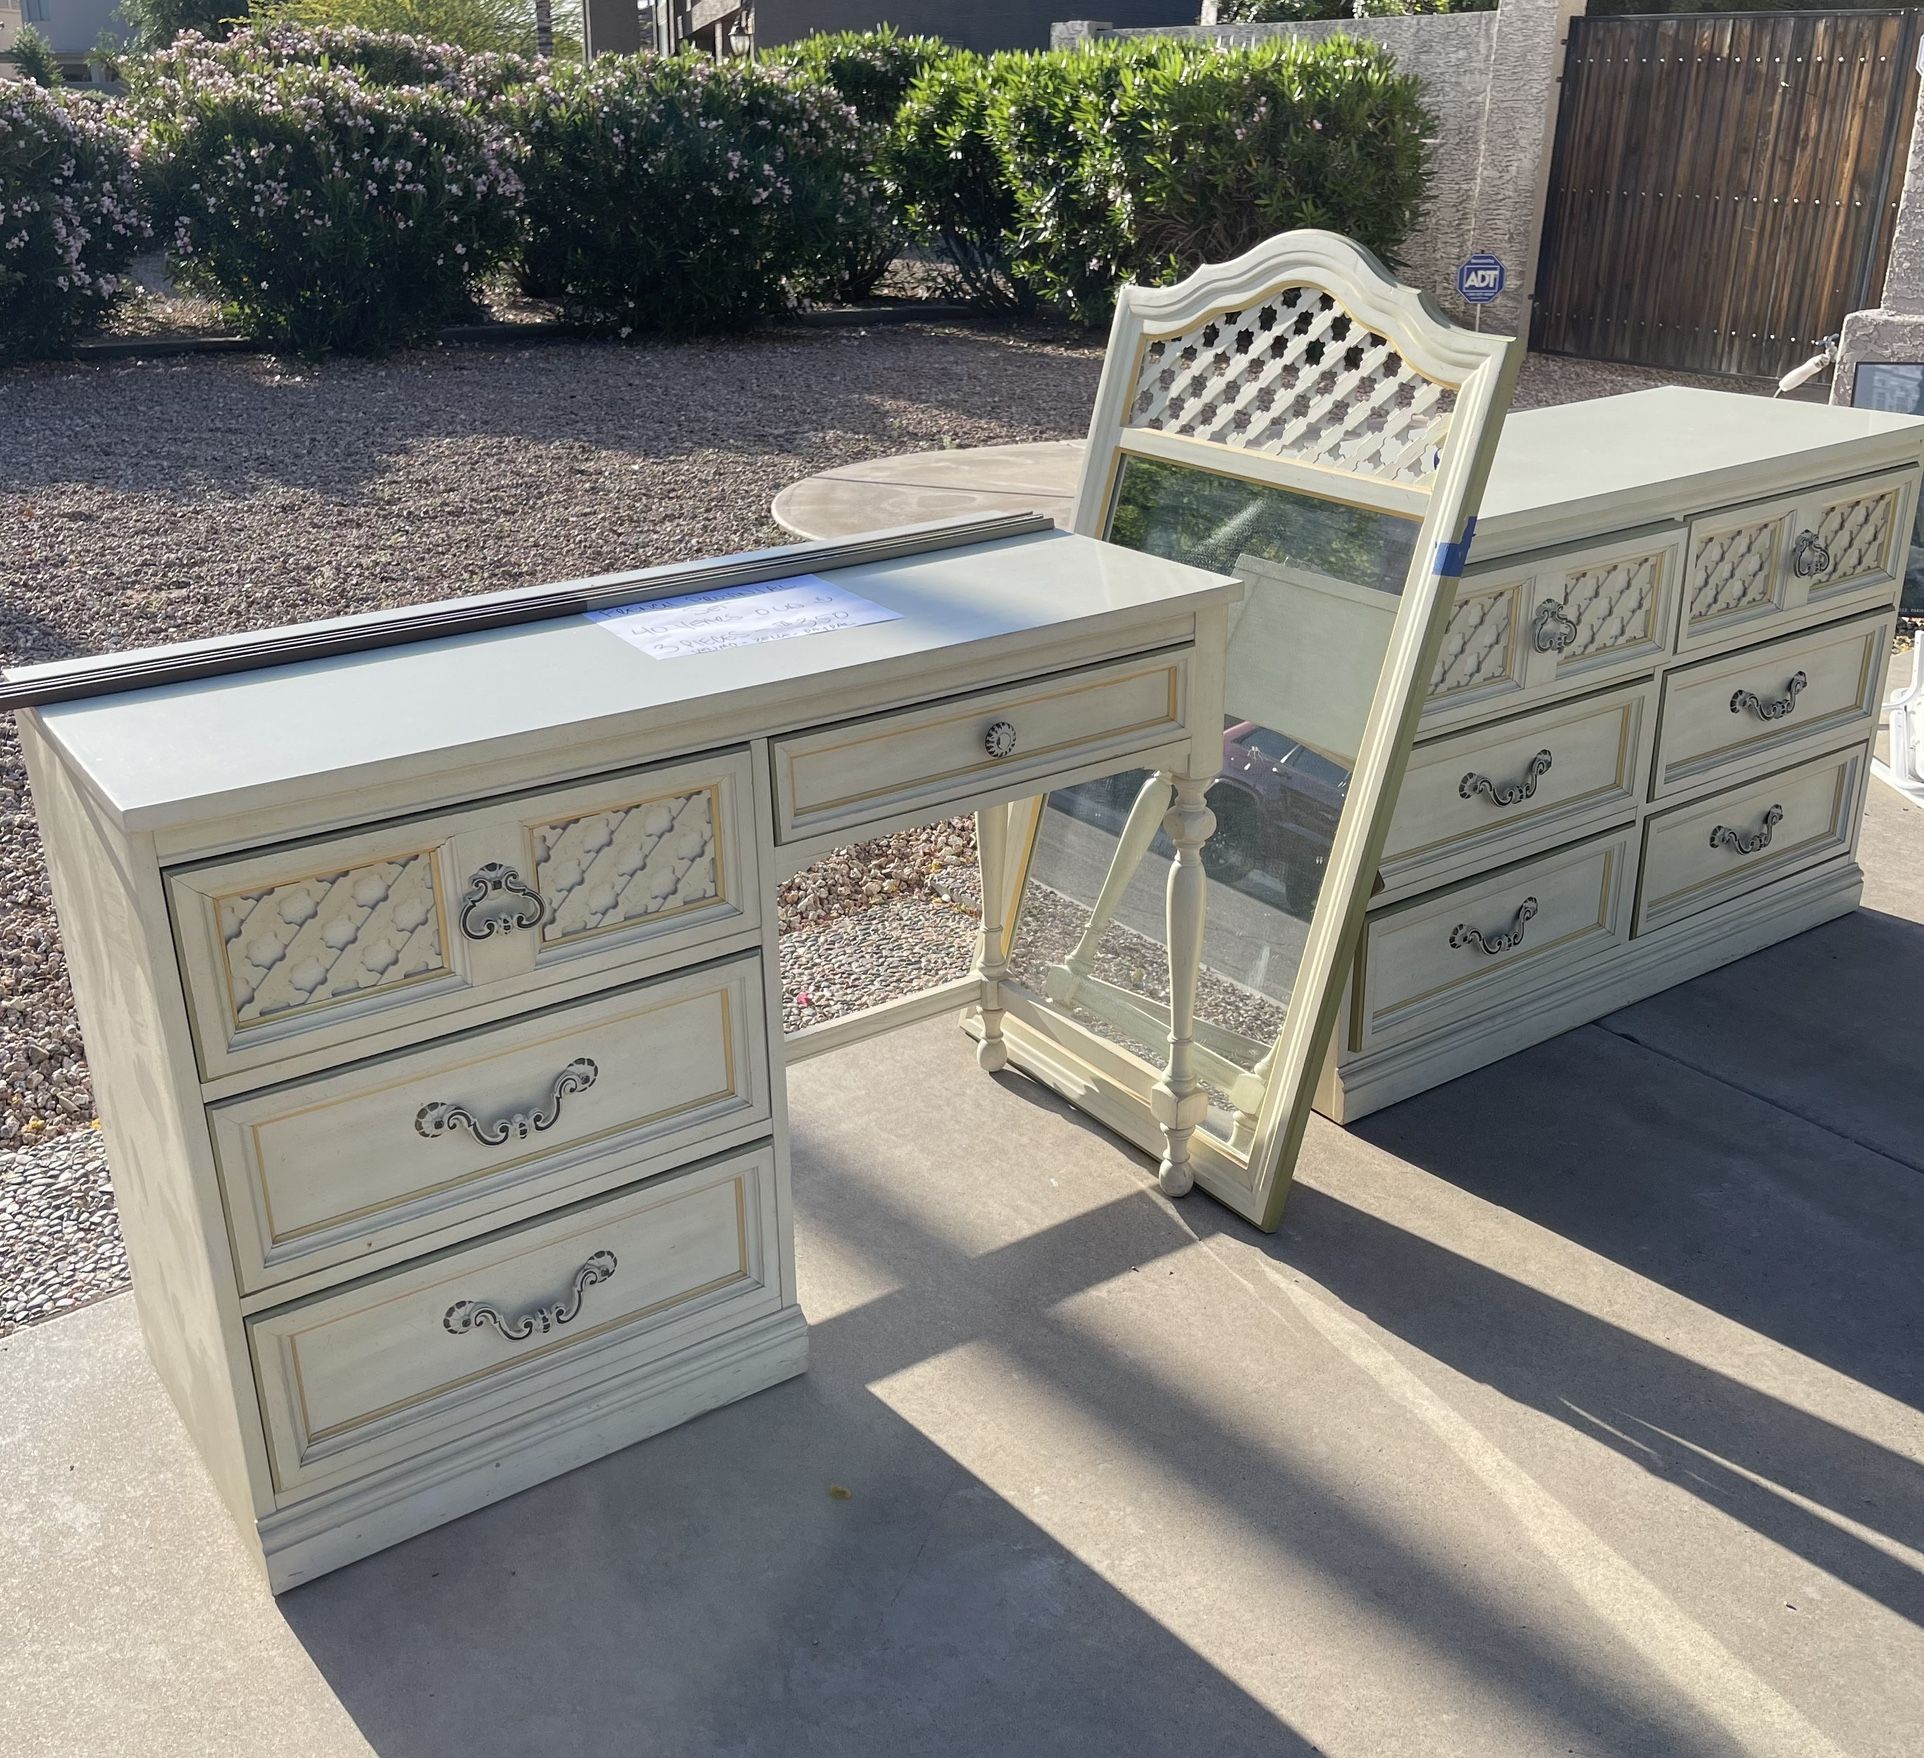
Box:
213;955;769;1295
1421;527;1682;730
1651;611;1889;798
1635;746;1867;936
1679;469;1908;655
1379;680;1652;902
771;651;1191;844
171;750;759;1084
250;1145;780;1500
1354;829;1633;1053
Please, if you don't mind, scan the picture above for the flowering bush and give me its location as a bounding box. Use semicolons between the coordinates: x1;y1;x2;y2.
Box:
986;36;1432;324
129;22;538;105
763;27;953;300
511;54;877;333
0;83;151;362
134;40;520;354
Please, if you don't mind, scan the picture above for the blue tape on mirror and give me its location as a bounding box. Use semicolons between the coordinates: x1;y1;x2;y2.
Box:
1431;516;1478;579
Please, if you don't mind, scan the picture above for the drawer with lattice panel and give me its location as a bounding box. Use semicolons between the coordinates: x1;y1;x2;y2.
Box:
168;749;760;1086
1418;525;1684;731
1679;468;1910;655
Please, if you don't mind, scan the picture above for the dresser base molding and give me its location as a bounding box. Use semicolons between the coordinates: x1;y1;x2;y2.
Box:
1317;857;1864;1123
256;1303;808;1592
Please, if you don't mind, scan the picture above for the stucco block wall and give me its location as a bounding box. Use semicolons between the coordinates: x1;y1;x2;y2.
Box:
756;1;1190;54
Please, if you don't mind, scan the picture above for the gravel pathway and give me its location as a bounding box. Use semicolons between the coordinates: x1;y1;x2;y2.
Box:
0;327;1766;1333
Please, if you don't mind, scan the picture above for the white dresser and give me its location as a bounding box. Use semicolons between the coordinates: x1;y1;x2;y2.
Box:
12;522;1234;1591
1322;387;1924;1119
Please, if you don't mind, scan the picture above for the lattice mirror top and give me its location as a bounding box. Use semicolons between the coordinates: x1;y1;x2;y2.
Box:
1127;284;1459;489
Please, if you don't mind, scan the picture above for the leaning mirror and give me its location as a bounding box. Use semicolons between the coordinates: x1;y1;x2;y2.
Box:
980;232;1518;1230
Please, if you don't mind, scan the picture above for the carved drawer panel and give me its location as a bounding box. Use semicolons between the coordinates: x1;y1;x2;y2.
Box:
1651;609;1891;798
1635;746;1865;937
1679;469;1909;654
212;954;769;1296
1420;526;1682;730
170;750;760;1086
772;650;1191;846
250;1144;781;1501
1378;678;1653;905
1352;827;1633;1054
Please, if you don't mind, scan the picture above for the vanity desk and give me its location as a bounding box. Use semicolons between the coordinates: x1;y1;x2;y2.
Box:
9;518;1236;1591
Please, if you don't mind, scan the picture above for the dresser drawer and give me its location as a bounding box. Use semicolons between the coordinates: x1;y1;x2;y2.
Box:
1421;526;1682;730
1379;679;1653;903
1679;469;1909;655
1651;610;1890;798
1353;829;1634;1053
212;954;770;1295
1635;746;1867;936
249;1145;781;1500
170;750;760;1084
771;650;1190;845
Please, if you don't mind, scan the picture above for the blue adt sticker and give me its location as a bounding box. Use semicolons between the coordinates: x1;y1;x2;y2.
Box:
1457;254;1505;305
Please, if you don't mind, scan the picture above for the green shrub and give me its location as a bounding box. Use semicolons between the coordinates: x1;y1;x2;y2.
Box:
1211;0;1351;20
986;35;1432;325
887;50;1030;312
0;82;150;361
511;53;877;333
135;42;521;353
765;26;953;298
245;0;578;64
132;20;537;101
121;0;238;51
1351;0;1492;16
10;24;63;87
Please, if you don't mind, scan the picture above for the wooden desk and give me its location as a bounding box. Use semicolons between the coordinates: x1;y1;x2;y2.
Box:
12;521;1237;1591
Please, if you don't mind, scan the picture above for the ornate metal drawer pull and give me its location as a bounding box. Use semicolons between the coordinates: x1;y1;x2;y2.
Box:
1533;599;1579;654
1709;803;1783;856
1450;895;1538;956
416;1058;598;1146
983;719;1018;759
1729;671;1806;721
1789;529;1832;579
458;861;545;940
1460;749;1553;807
443;1250;618;1342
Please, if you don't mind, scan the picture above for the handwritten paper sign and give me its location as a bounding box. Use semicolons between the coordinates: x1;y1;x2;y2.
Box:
587;575;901;660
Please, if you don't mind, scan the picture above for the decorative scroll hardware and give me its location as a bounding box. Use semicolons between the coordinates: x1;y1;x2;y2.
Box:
1533;599;1579;654
1709;803;1783;856
983;719;1018;759
458;861;545;940
1729;670;1807;721
1460;749;1553;807
415;1057;598;1146
1789;529;1832;579
443;1250;618;1342
1450;895;1539;956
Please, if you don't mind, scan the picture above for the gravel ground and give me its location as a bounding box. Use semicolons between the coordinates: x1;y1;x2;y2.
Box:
0;327;1767;1333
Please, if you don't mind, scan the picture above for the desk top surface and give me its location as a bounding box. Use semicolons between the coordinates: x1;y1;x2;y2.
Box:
30;526;1237;829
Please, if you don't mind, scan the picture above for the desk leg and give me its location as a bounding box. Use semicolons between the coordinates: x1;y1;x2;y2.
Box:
1044;770;1172;1008
974;802;1012;1072
1152;772;1215;1196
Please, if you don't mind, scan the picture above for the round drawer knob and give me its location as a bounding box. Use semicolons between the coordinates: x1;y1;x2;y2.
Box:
984;720;1018;759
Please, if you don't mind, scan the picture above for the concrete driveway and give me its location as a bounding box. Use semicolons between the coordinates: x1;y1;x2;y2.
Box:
3;788;1920;1758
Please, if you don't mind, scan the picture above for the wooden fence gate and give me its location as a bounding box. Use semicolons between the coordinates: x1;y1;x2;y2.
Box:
1533;8;1922;378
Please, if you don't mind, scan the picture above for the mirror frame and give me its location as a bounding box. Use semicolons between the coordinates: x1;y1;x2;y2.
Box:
983;231;1521;1230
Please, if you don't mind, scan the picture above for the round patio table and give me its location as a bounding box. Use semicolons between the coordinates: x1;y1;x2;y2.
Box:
772;439;1086;542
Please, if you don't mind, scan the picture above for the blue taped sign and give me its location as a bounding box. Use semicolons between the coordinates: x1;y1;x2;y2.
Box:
1456;253;1505;305
1432;516;1478;578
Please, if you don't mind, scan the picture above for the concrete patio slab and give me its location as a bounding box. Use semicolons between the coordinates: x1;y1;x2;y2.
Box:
4;796;1921;1758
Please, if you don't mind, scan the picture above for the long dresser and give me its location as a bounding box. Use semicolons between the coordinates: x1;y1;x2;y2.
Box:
1320;387;1924;1120
11;521;1235;1590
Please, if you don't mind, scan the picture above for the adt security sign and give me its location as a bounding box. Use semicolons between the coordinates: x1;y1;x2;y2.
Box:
1457;254;1505;305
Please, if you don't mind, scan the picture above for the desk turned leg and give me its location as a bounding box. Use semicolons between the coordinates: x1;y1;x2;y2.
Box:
1152;772;1215;1196
1044;770;1172;1008
974;802;1012;1072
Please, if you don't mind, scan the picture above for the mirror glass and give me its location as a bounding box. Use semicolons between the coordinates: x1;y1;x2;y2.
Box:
1008;453;1419;1153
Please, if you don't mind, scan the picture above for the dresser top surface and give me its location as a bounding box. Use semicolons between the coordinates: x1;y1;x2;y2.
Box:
1476;386;1924;551
30;526;1236;828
